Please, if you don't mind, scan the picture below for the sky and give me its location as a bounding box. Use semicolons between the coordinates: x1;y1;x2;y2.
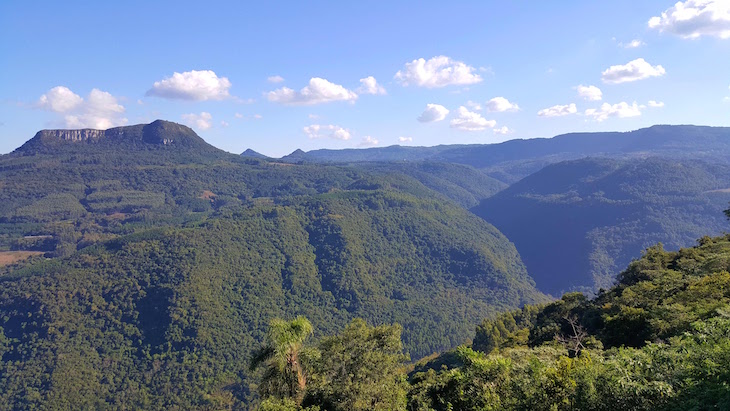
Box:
1;0;729;157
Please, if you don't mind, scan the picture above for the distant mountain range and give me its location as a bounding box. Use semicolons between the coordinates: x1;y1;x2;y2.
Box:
263;125;730;184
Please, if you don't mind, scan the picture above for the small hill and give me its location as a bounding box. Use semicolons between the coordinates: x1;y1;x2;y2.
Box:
240;148;269;159
472;157;730;295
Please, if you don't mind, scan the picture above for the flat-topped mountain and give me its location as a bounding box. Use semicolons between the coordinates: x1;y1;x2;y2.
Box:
13;120;221;155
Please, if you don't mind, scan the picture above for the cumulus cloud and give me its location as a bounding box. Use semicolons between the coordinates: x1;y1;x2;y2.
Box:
538;103;578;117
147;70;232;101
359;136;379;147
648;100;665;107
584;102;643;122
267;78;358;105
37;86;128;129
576;85;603;101
303;124;351;140
37;86;84;112
450;106;496;131
235;113;244;119
395;56;482;88
220;120;229;127
268;75;285;83
181;112;213;130
399;136;413;143
486;97;520;112
357;76;386;95
417;104;450;123
493;126;512;135
601;58;666;84
649;0;730;39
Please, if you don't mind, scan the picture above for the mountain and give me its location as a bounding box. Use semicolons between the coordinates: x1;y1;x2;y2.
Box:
241;149;269;159
0;121;546;409
472;157;730;295
278;125;730;183
15;120;221;155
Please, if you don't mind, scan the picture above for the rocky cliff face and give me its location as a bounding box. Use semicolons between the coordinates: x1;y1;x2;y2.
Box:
36;129;107;143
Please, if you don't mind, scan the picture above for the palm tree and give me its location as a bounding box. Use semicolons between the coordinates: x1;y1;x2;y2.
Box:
250;316;315;404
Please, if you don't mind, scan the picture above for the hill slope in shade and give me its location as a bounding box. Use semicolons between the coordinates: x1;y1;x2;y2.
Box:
472;157;730;295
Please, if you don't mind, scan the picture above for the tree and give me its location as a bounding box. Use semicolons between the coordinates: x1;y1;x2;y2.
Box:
304;318;409;411
251;316;316;404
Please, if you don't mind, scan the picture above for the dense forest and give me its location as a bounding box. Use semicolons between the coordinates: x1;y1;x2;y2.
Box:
1;121;729;409
249;233;730;410
0;121;544;409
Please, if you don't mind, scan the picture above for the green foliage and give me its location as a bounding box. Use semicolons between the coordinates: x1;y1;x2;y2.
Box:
304;318;409;411
250;317;315;404
413;234;730;410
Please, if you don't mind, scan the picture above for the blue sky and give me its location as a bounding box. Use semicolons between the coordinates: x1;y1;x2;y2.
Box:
1;0;729;157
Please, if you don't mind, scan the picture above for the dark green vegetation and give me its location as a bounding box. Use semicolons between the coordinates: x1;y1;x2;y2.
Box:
0;121;544;409
250;235;730;410
473;157;730;294
408;234;730;411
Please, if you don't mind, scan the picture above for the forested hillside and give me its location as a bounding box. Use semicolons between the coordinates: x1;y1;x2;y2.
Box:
0;121;545;409
240;234;730;410
472;157;730;294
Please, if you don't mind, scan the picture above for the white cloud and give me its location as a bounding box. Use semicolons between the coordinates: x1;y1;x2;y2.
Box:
357;76;386;95
576;85;603;101
308;114;319;120
235;112;244;119
417;104;450;123
181;112;213;130
137;99;144;105
303;124;351;140
493;126;512;135
601;58;666;84
267;78;358;105
395;56;482;88
37;86;128;129
147;70;232;101
584;102;643;122
268;75;285;83
220;120;229;127
648;100;665;107
253;114;263;119
537;103;578;117
649;0;730;39
465;100;482;110
450;106;496;131
620;39;645;48
359;136;379;147
398;136;413;143
37;86;83;112
486;97;520;112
